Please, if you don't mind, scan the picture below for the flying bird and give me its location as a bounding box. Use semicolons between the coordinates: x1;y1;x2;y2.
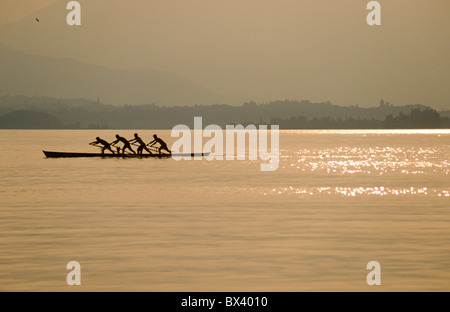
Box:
36;18;40;22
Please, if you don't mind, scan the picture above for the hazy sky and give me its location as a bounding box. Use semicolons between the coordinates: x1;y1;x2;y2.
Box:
0;0;449;109
0;0;58;25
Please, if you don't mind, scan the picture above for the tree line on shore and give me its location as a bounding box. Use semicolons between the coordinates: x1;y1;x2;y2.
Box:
0;96;448;129
264;108;449;129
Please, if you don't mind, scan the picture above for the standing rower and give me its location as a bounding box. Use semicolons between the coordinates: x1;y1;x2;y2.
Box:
90;137;115;154
130;133;152;155
111;134;136;154
148;134;171;154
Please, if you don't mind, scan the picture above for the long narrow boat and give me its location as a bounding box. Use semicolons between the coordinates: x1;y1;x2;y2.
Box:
43;150;209;158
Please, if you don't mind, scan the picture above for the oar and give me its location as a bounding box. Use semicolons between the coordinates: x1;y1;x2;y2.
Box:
130;141;158;154
89;142;117;154
115;144;137;155
108;141;121;154
146;144;159;151
147;144;171;154
89;143;105;151
148;146;164;154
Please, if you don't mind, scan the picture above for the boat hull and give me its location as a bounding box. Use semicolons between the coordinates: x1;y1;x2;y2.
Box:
43;151;209;158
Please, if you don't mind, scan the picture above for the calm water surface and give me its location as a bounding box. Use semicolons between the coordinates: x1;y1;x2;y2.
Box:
0;130;449;291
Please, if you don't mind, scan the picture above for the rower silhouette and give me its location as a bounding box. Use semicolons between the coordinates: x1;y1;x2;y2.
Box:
90;137;115;154
130;133;152;155
111;134;136;154
148;134;171;154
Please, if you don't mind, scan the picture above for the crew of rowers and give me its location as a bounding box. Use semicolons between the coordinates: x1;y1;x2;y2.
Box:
90;133;171;155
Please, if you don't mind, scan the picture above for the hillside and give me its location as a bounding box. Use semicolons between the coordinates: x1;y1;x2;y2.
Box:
0;110;64;129
0;44;236;106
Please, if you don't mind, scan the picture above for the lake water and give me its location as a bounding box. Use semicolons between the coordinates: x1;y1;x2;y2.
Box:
0;130;449;291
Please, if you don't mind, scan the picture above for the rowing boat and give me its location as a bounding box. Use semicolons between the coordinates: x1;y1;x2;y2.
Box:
43;150;209;158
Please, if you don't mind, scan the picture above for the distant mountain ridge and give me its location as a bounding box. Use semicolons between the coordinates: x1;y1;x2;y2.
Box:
0;44;238;106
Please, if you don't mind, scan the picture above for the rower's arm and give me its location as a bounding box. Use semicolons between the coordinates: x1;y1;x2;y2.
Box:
110;140;118;146
148;139;156;146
